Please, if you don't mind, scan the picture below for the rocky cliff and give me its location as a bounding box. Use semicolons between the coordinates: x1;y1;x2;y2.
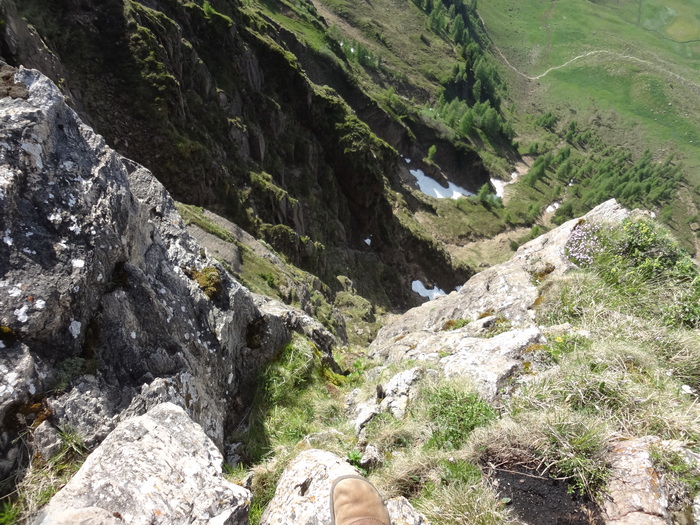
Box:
0;0;482;308
0;64;336;500
1;40;699;525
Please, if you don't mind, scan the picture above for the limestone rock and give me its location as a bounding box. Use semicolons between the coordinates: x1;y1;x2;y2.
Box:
370;199;630;349
378;367;425;419
33;403;250;525
32;421;62;461
370;325;543;402
385;497;431;525
439;328;544;401
0;65;337;488
353;401;379;435
360;444;383;470
368;200;630;402
260;449;428;525
350;367;432;436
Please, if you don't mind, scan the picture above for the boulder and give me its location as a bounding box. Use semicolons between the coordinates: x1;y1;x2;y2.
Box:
33;403;250;525
603;437;671;525
603;436;700;525
349;367;434;436
260;449;428;525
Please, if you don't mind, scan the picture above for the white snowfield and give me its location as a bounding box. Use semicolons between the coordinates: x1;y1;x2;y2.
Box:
411;280;447;300
409;168;474;199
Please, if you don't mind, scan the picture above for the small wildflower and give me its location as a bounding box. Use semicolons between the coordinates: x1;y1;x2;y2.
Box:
564;223;603;267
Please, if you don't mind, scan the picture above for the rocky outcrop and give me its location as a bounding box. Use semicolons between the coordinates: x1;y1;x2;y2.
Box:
0;0;473;305
33;403;250;525
260;449;428;525
603;437;700;525
368;200;631;401
371;199;630;346
0;65;336;494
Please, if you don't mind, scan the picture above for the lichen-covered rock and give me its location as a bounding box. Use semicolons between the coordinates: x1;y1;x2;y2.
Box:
438;328;544;401
260;449;428;525
0;65;337;491
33;403;250;525
378;367;425;419
349;367;434;436
369;325;543;402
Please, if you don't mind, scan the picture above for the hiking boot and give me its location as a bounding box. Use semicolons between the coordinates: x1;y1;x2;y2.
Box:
330;475;391;525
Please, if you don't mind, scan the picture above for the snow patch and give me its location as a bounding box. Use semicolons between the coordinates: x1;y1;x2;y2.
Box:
409;169;474;199
71;259;85;268
8;287;21;298
404;158;411;164
130;331;136;340
3;230;13;246
545;201;561;213
411;280;447;301
364;238;372;246
35;299;46;310
490;178;508;198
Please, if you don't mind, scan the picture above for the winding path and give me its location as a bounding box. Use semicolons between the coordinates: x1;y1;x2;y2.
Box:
477;12;700;95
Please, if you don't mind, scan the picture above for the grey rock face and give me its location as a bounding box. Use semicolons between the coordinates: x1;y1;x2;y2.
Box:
33;403;250;525
0;66;336;489
369;199;629;401
371;199;630;348
349;367;433;437
260;449;428;525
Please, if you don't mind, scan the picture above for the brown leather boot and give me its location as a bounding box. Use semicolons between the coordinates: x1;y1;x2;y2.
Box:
330;475;391;525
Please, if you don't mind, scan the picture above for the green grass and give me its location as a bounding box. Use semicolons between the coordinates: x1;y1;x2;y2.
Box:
425;387;497;450
479;0;700;244
229;334;355;524
4;428;88;523
175;203;236;243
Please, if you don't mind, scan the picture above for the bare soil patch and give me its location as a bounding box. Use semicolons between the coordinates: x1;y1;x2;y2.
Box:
490;466;604;525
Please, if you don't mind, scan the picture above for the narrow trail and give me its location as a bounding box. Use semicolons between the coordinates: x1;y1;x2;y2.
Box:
477;13;700;95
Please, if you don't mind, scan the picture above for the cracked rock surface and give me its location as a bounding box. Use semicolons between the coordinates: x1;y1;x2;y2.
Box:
33;403;250;525
0;65;336;492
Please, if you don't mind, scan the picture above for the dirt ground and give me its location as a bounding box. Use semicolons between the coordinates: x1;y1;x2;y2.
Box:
489;466;604;525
